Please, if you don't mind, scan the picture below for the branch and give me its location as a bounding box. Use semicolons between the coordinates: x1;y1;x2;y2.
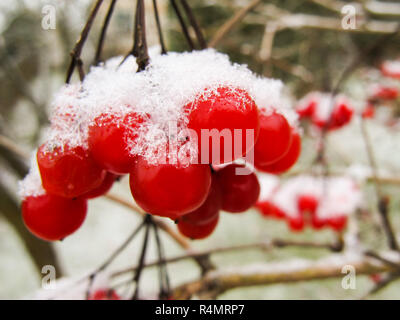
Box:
209;0;263;48
66;0;104;83
94;0;118;65
172;251;400;299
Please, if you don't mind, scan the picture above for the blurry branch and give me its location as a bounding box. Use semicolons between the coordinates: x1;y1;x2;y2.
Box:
66;0;104;83
362;271;400;299
259;4;399;34
94;0;118;65
111;238;341;278
360;119;399;251
209;0;263;48
309;0;400;17
172;251;400;299
0;181;63;277
105;193;215;273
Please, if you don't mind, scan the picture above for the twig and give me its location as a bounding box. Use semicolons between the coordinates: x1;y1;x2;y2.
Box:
111;238;340;277
170;0;195;50
132;215;152;299
132;0;150;71
85;216;147;298
94;0;118;65
209;0;262;48
66;0;104;83
179;0;207;49
152;0;167;54
171;251;400;299
361;272;400;299
361;119;399;251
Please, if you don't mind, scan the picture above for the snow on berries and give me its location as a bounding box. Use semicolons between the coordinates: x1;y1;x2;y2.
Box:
19;49;301;241
381;59;400;80
256;174;362;232
296;92;354;130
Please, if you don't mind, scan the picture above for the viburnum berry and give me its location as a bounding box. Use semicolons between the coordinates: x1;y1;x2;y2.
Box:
381;60;400;79
330;102;354;129
129;157;211;220
82;172;118;199
216;164;260;213
37;144;106;198
254;111;292;166
88;289;120;300
362;103;375;119
22;193;87;241
184;86;259;164
327;216;347;231
178;176;221;226
256;201;286;219
371;86;399;101
297;195;318;214
88;112;145;174
255;129;301;174
288;215;304;232
177;214;219;240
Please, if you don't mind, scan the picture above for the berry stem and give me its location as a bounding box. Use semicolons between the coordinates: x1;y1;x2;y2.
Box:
65;0;104;83
179;0;207;49
94;0;118;65
170;0;195;50
132;0;150;71
152;0;167;54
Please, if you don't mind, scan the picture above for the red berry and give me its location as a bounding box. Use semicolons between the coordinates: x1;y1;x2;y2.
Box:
297;195;318;214
372;86;398;101
328;216;347;231
330;103;353;129
296;100;316;119
82;172;117;199
88;112;145;174
89;289;120;300
216;164;260;213
288;215;304;231
22;194;87;241
254;112;292;166
311;215;326;230
362;103;375;119
37;144;106;198
129;157;211;220
184;86;259;164
178;214;219;239
179;176;221;226
256;130;301;174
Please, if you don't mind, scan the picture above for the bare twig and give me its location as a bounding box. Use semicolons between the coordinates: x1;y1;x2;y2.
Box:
66;0;104;83
170;0;195;50
209;0;262;48
180;0;207;49
94;0;118;65
172;251;400;299
152;0;167;54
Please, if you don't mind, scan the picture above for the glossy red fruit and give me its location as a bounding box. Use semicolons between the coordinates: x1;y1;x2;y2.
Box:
88;112;145;174
297;195;318;214
216;164;260;213
82;172;117;199
89;289;120;300
178;214;219;239
362;103;375;119
288;215;304;231
22;194;87;241
330;103;353;129
254;112;292;166
371;86;398;101
184;86;259;165
129;157;211;220
328;216;347;231
178;176;221;226
37;144;106;198
256;130;301;174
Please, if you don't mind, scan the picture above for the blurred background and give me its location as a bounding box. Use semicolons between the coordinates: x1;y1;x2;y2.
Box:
1;0;400;299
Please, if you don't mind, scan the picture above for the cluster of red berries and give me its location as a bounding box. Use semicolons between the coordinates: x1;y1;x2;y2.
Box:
380;59;400;80
362;85;399;119
255;175;361;232
20;50;301;242
21;84;299;241
296;92;354;131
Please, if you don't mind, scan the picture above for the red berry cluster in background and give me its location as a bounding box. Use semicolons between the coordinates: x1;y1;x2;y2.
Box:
20;50;301;242
255;174;362;232
296;92;354;131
